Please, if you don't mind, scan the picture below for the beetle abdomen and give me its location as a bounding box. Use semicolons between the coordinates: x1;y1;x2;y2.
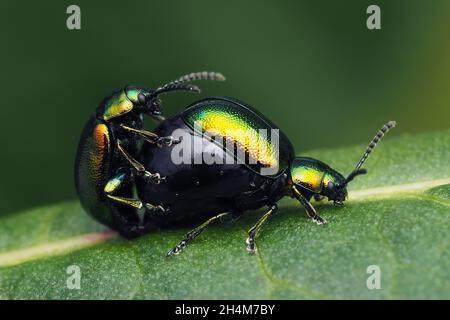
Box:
74;117;113;226
182;97;295;177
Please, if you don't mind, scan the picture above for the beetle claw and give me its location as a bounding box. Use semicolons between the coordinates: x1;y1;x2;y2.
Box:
166;240;187;257
141;171;166;184
246;237;257;254
144;203;168;215
333;200;344;206
156;136;182;148
312;216;327;225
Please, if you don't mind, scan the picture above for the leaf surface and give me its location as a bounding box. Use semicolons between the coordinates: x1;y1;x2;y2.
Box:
1;129;449;299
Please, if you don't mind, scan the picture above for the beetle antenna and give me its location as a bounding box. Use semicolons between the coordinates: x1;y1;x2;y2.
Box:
160;71;226;89
343;121;396;185
148;71;225;99
149;83;201;98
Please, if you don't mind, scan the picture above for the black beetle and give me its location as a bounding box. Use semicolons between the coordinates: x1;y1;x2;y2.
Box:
75;71;395;255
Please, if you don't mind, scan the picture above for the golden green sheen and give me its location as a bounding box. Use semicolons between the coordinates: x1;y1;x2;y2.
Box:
186;106;279;168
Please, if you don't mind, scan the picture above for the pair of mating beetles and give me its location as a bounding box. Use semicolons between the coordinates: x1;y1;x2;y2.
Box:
75;71;395;256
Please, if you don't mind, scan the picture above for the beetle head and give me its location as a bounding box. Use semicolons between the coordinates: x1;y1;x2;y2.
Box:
324;169;366;205
136;91;165;121
326;120;396;204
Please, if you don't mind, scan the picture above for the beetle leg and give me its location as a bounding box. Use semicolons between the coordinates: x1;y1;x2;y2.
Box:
292;186;327;225
106;194;143;209
103;171;160;210
119;124;182;147
245;204;278;254
116;140;165;184
119;124;158;143
166;212;230;257
102;172;162;238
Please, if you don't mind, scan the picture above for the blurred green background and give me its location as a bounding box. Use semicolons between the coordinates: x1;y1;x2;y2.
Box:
0;0;449;216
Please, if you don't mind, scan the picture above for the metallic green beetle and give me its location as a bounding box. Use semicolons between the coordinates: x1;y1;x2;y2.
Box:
75;72;225;237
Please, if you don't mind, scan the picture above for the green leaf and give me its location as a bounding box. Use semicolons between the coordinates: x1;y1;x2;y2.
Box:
1;129;449;299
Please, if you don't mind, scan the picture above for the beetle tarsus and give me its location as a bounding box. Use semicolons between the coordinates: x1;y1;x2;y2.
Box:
245;204;278;254
333;200;344;207
145;203;168;215
167;240;187;257
245;237;257;254
120;124;181;147
156;135;182;148
312;215;327;225
141;172;166;184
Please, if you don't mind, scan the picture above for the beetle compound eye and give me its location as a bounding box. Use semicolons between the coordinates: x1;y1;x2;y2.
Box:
138;93;147;105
